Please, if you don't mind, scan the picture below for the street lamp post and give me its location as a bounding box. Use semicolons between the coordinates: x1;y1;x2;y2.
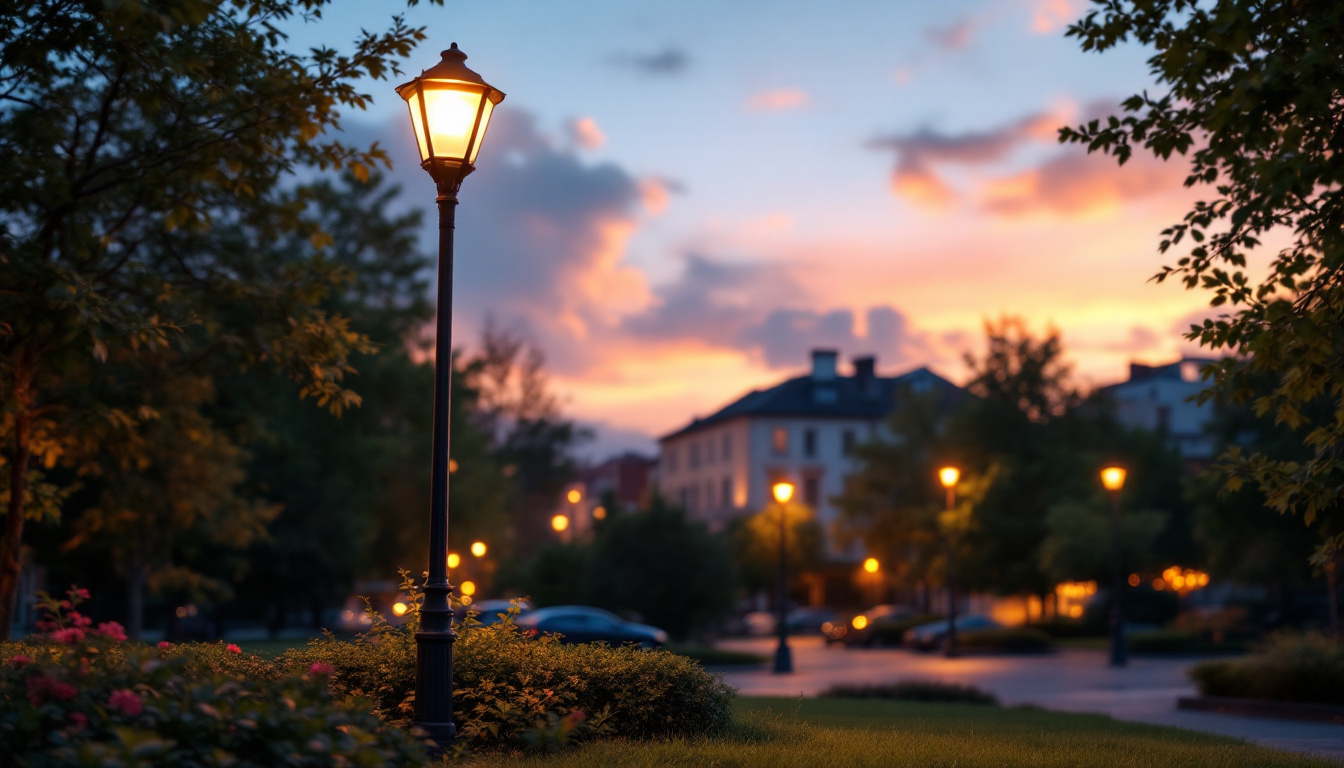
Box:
771;481;795;674
938;467;960;658
1101;466;1128;667
395;43;505;752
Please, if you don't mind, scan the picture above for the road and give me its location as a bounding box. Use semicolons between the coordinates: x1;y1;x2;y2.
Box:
718;636;1344;761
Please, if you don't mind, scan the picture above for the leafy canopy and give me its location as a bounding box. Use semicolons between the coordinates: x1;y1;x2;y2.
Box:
1061;0;1344;531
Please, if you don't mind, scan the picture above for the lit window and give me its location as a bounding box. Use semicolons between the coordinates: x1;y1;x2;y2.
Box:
772;427;789;456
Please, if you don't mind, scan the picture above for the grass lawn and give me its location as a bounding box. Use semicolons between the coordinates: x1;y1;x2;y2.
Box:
463;696;1335;768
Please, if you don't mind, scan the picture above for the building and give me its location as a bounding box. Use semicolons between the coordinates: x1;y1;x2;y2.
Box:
1098;357;1218;462
578;452;656;511
656;349;963;556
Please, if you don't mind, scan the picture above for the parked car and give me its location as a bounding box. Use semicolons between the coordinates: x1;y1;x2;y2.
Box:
458;598;531;626
904;614;1002;650
825;604;915;647
516;606;668;647
787;607;838;635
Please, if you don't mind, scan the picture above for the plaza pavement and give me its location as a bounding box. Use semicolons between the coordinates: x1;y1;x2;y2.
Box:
718;636;1344;761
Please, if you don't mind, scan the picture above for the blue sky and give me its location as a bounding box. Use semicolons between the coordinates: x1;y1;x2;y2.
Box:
289;0;1212;459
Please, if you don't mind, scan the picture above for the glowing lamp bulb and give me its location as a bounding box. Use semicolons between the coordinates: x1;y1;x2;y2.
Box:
593;506;607;520
938;467;960;488
551;514;569;532
1101;466;1127;491
447;553;460;569
863;557;880;574
471;541;487;557
852;615;869;630
392;602;408;617
460;580;476;596
772;482;794;504
567;489;582;504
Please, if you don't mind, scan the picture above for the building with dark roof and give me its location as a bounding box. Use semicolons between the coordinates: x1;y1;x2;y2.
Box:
1096;357;1218;463
656;349;962;556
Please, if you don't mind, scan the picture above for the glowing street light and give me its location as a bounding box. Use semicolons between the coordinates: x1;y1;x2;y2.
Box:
567;489;582;504
938;466;960;658
551;514;570;532
447;553;461;569
460;580;477;597
470;541;487;558
771;480;796;674
396;42;504;752
1100;464;1128;667
863;557;880;574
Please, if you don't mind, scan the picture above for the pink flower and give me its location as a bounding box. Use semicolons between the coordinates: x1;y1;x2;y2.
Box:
74;588;91;600
72;614;93;628
59;600;72;610
225;644;241;654
95;621;127;642
157;641;173;650
108;689;143;717
51;627;86;644
26;676;77;706
8;655;31;667
69;712;88;730
308;662;334;676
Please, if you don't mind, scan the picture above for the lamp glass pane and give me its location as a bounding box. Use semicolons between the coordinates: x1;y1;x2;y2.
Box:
421;84;486;161
405;90;430;162
468;98;496;163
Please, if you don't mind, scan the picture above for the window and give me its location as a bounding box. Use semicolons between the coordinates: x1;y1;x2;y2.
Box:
722;477;733;509
723;433;732;461
707;437;716;464
667;446;678;472
842;430;855;457
804;476;820;507
804;429;817;458
690;442;700;469
772;427;789;456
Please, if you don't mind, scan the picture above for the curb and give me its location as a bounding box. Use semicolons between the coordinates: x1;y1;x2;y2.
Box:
1177;695;1344;724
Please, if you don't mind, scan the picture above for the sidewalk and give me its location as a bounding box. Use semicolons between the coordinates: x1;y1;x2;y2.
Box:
719;636;1344;761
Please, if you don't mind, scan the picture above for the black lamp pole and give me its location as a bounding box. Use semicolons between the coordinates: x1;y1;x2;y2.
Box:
943;482;958;658
1107;486;1127;667
773;490;793;674
414;178;460;750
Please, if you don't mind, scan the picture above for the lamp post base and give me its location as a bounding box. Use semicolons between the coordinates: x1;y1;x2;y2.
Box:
772;642;793;674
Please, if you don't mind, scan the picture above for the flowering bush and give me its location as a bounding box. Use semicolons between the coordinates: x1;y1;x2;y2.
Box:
0;588;424;768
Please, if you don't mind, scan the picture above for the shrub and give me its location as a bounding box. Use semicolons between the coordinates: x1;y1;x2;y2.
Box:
1129;630;1249;655
1189;632;1344;705
957;627;1054;653
0;588;423;768
283;573;735;750
822;680;999;706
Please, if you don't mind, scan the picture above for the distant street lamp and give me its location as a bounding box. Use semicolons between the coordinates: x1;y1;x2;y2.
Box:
395;42;505;751
470;541;487;558
771;480;795;674
938;466;960;658
1101;465;1128;667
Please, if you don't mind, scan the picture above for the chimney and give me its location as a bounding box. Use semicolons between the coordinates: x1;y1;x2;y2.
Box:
810;349;838;381
853;355;876;391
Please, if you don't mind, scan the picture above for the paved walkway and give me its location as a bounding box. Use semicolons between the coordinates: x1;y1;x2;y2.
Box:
719;636;1344;761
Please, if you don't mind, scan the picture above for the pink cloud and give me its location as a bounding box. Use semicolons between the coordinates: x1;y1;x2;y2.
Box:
568;116;606;150
747;89;809;112
1031;0;1081;34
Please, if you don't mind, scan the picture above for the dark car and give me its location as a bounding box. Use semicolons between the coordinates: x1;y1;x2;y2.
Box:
457;598;531;626
516;606;668;647
826;604;914;647
904;614;1001;650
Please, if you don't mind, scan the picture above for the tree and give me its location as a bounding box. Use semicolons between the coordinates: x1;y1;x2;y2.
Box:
583;496;736;639
0;0;438;637
1062;1;1344;539
728;497;824;603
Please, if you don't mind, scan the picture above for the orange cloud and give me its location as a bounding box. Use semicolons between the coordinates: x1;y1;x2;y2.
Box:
891;165;957;208
747;89;809;112
979;150;1190;218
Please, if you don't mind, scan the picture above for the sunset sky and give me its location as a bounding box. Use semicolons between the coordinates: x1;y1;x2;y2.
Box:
295;0;1218;458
